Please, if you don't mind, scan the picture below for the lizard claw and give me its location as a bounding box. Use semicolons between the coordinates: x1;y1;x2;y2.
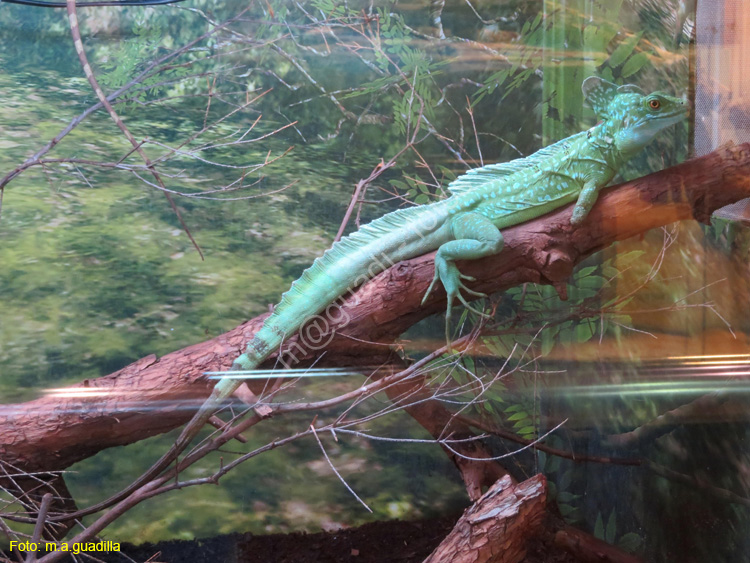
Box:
446;284;490;319
455;291;490;318
421;270;441;306
423;258;490;351
443;283;489;349
421;261;487;314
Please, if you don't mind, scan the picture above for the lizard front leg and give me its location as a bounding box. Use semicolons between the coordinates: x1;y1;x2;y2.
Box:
570;179;601;225
421;212;504;322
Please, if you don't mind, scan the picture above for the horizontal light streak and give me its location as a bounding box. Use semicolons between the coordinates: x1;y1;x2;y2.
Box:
44;387;143;398
552;380;750;397
664;354;750;360
204;367;376;379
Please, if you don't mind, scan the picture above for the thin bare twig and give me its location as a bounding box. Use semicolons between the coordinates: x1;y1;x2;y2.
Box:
66;0;204;259
310;424;372;512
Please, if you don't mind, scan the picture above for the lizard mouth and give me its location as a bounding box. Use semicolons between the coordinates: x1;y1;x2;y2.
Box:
659;99;689;120
640;104;688;128
663;104;689;119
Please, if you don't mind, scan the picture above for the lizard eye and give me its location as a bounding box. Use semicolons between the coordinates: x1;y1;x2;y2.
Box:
648;99;661;110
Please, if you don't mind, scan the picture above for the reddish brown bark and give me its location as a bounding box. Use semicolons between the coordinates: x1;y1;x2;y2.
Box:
423;474;547;563
554;526;645;563
382;373;514;499
2;142;750;478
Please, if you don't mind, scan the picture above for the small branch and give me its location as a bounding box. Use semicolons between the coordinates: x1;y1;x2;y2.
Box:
65;0;204;258
334;142;413;241
554;525;645;563
457;414;642;466
207;416;247;443
646;460;750;508
0;7;251;194
24;493;52;563
310;425;372;512
603;391;732;449
466;96;483;166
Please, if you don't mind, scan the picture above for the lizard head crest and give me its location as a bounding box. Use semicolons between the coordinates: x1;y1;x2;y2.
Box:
583;76;687;154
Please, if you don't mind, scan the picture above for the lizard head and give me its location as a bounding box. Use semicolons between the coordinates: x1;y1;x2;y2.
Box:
582;76;687;155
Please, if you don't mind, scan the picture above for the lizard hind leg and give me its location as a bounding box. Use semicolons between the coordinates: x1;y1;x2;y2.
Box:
421;212;504;334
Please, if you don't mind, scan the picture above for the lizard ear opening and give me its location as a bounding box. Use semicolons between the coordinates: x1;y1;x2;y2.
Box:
582;76;618;118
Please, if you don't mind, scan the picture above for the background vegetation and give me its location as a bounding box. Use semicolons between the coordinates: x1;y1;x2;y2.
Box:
2;1;748;561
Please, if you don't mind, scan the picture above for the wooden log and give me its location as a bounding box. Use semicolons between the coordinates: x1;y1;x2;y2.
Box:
423;474;547;563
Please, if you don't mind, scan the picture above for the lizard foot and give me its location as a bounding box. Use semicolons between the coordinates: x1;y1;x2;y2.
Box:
442;280;489;347
421;260;489;318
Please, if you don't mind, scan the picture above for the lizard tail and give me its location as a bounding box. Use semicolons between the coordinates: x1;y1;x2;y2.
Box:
174;341;271;451
54;350;264;523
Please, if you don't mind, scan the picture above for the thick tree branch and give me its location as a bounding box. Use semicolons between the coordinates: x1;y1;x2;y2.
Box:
424;474;547;563
2;142;750;477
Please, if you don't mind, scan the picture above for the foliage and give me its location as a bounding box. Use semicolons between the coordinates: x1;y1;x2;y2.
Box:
5;1;745;561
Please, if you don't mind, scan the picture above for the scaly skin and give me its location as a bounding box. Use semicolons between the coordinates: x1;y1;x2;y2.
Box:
70;77;686;519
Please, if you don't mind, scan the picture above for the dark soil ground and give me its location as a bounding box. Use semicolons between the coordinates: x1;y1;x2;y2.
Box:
3;515;580;562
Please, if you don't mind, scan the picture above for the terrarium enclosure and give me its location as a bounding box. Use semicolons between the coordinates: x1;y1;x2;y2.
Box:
1;0;749;562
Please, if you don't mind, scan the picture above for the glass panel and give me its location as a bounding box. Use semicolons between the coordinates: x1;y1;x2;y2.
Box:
2;1;747;562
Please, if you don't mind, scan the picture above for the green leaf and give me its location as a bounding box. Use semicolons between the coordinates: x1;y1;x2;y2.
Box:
486;391;506;404
508;411;529;421
608;31;643;69
617;250;645;265
487;395;504;406
564;508;583;523
573;288;597;300
584;26;609;66
613;296;634;310
602;265;619;279
463;356;475;373
437;166;456;181
556;491;579;503
545;454;561;474
576;266;597;278
621;52;650;78
617;533;642;552
576;322;595;343
578;275;605;289
537;451;546;467
558;503;576;517
547;480;557;499
606;510;617;544
612;313;632;327
594;512;605;540
558;469;574;491
530;12;542;31
541;335;555;356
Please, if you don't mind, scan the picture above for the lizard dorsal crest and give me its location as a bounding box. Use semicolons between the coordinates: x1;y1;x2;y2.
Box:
446;161;525;194
582;77;644;119
582;76;618;117
446;130;586;195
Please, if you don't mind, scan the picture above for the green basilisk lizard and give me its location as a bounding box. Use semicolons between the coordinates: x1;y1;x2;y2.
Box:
67;77;687;518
